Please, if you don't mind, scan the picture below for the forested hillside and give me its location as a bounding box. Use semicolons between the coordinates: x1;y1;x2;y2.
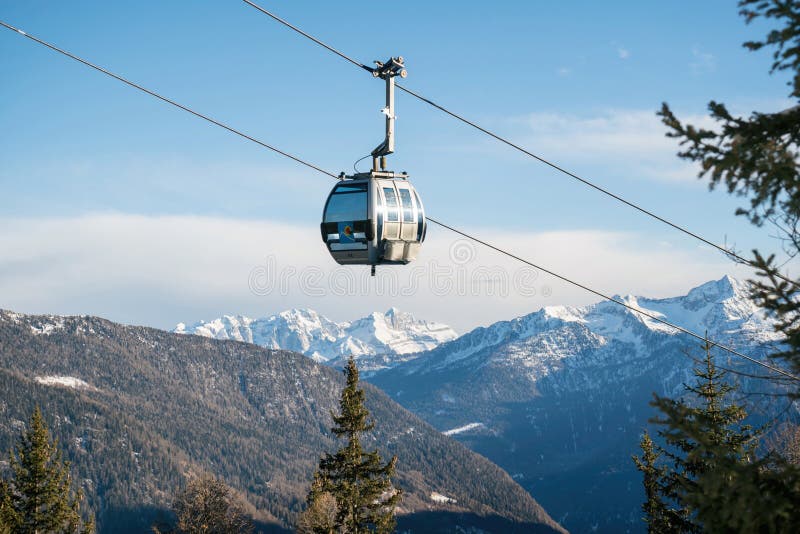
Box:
370;277;790;532
0;310;564;533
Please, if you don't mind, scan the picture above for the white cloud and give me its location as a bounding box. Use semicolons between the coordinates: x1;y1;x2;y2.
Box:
0;214;739;333
618;47;630;60
507;109;719;183
557;67;571;77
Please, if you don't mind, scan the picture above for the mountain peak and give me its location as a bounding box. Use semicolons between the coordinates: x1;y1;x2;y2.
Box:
367;280;778;534
175;308;458;369
369;307;415;329
673;275;751;317
686;274;742;299
397;276;778;374
278;308;319;319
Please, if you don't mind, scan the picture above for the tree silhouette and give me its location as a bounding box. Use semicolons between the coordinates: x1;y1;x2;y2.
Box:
659;0;800;383
303;357;401;533
658;1;800;529
0;406;93;533
637;340;767;531
632;431;672;533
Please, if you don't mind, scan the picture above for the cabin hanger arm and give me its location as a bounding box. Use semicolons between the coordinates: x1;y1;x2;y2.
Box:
371;56;406;171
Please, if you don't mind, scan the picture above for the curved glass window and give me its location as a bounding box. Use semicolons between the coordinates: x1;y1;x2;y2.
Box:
383;187;399;222
399;189;414;222
413;189;424;215
324;182;368;222
414;190;425;241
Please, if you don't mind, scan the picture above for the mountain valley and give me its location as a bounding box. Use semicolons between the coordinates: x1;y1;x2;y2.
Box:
0;310;562;533
177;276;792;532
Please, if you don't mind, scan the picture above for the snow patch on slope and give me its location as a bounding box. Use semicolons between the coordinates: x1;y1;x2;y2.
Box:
430;491;457;504
29;317;66;336
443;422;484;436
0;311;67;336
0;310;23;324
35;376;93;390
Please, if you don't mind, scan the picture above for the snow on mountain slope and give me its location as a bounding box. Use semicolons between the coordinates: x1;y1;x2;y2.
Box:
34;375;97;391
175;309;344;361
175;308;457;369
174;277;777;378
369;276;788;534
390;275;783;382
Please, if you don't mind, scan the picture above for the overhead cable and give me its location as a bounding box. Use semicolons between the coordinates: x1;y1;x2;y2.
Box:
2;19;797;383
425;217;799;382
0;20;339;180
240;0;799;289
242;0;372;73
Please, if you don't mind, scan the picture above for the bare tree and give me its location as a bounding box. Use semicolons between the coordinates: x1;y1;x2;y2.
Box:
172;476;253;534
296;491;337;534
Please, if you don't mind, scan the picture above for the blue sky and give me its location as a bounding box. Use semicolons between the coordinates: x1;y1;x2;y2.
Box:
0;1;795;332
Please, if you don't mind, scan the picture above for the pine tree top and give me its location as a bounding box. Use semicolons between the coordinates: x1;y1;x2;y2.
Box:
305;356;401;533
332;357;374;437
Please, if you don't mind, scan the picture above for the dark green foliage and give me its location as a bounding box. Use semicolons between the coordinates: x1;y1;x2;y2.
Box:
659;0;800;230
684;454;800;532
631;432;671;533
740;0;800;99
659;100;800;229
305;358;401;533
636;341;762;533
655;1;800;528
747;253;800;383
653;341;758;533
0;479;14;534
1;407;94;533
659;1;800;381
653;342;757;475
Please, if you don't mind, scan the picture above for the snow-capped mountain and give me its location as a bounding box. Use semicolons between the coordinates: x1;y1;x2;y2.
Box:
370;276;789;533
172;276;787;532
389;275;780;382
174;307;457;371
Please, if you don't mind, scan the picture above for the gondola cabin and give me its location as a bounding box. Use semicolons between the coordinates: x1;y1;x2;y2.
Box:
321;170;426;267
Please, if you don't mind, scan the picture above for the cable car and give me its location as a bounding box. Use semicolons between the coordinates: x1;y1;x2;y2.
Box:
321;170;426;267
320;56;426;274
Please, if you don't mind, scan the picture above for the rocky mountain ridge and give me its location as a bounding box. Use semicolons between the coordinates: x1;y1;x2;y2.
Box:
369;276;790;533
175;307;457;372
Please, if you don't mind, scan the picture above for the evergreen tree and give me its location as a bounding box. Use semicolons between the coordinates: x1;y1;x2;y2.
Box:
657;1;800;528
641;340;760;532
632;431;672;533
303;357;401;533
659;0;800;383
0;479;15;534
767;422;800;465
1;406;94;534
